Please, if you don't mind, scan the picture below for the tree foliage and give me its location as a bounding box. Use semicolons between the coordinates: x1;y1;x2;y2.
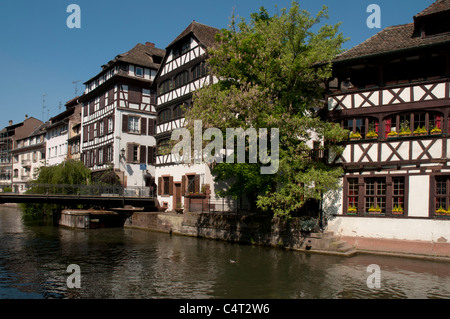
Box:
21;160;92;215
185;2;348;218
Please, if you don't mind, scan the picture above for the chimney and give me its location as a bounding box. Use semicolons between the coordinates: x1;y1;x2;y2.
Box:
8;120;12;126
25;114;28;120
145;42;155;48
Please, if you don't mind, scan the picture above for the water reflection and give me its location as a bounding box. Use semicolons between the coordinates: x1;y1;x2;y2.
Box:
0;206;449;299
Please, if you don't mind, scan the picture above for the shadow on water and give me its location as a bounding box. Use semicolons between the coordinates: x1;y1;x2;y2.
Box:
0;206;449;299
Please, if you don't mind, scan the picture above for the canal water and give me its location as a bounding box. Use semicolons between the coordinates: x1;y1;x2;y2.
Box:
0;205;449;299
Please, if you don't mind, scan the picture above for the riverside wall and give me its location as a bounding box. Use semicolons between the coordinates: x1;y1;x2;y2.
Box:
125;211;353;255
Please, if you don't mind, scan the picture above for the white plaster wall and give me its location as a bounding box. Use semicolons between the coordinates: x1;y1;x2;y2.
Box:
46;133;69;166
327;216;450;242
114;109;156;187
408;175;430;217
155;162;214;211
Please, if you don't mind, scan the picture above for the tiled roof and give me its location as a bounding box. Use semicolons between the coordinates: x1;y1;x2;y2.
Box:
112;43;165;69
167;21;219;49
414;0;450;18
334;0;450;63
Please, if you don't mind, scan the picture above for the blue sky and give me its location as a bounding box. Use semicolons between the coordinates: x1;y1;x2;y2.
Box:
0;0;435;128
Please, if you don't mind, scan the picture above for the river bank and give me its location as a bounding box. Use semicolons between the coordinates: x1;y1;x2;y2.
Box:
124;211;450;262
4;203;450;262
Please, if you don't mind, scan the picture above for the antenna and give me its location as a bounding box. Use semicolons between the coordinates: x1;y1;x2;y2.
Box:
72;80;81;96
58;101;62;112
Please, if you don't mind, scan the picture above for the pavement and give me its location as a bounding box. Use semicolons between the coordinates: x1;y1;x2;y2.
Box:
340;236;450;262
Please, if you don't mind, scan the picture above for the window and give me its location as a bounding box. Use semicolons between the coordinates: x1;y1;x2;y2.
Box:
108;117;113;133
107;145;113;163
133;145;139;162
392;177;405;213
343;117;378;140
187;175;196;193
126;143;140;163
173;104;185;118
174;71;189;88
99;121;104;136
160;79;173;94
181;41;190;55
98;148;104;164
435;176;450;213
192;62;208;80
163;176;170;195
128;116;140;133
385;112;443;137
347;178;358;214
135;67;143;77
158;109;171;123
364;178;386;213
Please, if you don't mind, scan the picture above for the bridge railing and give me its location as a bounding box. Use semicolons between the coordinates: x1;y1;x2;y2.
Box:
24;184;156;198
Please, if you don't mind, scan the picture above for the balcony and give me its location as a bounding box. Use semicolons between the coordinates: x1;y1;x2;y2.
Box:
21;159;31;167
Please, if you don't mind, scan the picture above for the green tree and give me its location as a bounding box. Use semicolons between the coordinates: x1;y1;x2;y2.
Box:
21;160;92;215
185;2;348;218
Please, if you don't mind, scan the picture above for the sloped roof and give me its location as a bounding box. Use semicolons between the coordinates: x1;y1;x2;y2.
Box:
107;43;165;69
167;21;219;49
334;23;450;62
414;0;450;18
84;43;165;84
334;0;450;63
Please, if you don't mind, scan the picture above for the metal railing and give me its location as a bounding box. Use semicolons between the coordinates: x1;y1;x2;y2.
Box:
186;196;251;214
22;184;155;198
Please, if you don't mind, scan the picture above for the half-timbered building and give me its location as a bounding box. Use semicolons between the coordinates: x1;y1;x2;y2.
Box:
154;21;221;211
79;42;165;187
325;0;450;242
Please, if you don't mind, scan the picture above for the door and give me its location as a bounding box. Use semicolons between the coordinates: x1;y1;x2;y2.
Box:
173;182;182;211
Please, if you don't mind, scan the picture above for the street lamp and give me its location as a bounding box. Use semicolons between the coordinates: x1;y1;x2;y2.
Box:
120;148;125;159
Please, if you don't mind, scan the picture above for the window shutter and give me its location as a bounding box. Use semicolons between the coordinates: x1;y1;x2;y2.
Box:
100;95;105;109
103;146;108;163
140;145;146;164
89;100;95;115
148;119;155;136
158;177;162;195
122;114;129;133
150;90;156;104
126;144;133;163
108;87;115;104
89;124;94;141
103;117;108;135
194;174;200;193
181;175;186;196
128;85;142;104
147;146;154;165
83;125;88;142
169;176;174;196
141;117;147;135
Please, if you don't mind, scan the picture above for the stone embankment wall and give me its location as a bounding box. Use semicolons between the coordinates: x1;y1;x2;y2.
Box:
125;212;354;255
